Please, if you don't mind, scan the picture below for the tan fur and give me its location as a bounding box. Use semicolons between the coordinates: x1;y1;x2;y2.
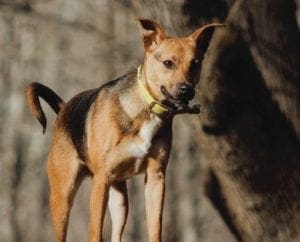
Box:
26;18;222;242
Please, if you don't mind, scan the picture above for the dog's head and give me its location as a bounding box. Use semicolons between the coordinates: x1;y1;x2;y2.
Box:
137;18;224;107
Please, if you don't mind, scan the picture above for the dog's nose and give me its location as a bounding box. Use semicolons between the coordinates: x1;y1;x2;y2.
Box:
178;83;195;101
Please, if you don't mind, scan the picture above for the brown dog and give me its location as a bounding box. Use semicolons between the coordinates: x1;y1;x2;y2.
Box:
26;18;223;242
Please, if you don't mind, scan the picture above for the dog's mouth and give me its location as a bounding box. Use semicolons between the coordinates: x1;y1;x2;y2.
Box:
160;85;201;115
161;86;190;108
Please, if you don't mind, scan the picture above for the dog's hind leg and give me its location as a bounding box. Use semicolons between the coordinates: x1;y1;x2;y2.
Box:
108;181;128;242
47;142;83;242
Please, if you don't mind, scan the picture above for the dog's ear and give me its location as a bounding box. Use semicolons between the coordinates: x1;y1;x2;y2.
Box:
136;18;166;51
190;23;225;58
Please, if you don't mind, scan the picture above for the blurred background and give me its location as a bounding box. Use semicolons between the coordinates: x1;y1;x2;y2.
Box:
0;0;299;242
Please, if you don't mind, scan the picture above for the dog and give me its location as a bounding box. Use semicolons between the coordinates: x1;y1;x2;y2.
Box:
26;18;223;242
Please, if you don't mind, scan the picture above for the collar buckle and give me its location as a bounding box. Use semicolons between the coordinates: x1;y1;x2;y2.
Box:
149;101;175;118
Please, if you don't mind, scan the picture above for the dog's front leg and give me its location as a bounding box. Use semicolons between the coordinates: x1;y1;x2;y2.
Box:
109;181;128;242
145;158;166;242
88;174;109;242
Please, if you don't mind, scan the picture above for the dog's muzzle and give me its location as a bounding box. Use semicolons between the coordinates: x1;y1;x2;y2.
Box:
160;85;200;115
177;83;195;103
161;85;195;106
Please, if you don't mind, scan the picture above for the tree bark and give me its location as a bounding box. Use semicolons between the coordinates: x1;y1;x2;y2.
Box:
197;0;300;241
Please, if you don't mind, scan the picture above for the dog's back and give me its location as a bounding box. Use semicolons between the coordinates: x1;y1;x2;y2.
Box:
65;69;138;158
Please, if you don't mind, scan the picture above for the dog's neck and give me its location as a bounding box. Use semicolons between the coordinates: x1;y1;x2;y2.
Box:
137;65;174;117
118;70;150;120
119;66;173;121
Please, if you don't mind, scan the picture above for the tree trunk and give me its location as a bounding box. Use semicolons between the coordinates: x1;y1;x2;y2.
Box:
197;0;300;241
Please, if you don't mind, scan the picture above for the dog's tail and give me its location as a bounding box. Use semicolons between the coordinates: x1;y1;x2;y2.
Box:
26;82;65;133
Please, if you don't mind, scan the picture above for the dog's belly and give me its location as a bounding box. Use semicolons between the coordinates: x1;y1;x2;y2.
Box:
108;157;147;181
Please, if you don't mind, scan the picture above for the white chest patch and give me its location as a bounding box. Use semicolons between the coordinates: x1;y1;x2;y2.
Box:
128;116;162;171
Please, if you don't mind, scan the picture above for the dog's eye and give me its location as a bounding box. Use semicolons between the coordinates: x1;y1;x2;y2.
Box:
163;60;175;69
193;58;199;64
191;58;200;67
190;58;200;70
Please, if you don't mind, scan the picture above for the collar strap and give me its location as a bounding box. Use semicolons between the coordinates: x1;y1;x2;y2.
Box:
137;66;174;116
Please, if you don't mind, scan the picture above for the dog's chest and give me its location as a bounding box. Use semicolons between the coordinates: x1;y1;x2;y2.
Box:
129;116;162;158
107;116;163;181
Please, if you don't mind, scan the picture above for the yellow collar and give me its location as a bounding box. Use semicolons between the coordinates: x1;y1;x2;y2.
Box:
137;66;173;116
